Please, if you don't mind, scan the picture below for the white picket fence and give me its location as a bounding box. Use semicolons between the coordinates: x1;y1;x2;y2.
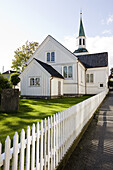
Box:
0;90;108;170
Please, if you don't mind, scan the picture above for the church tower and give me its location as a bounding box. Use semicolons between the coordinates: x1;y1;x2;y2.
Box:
74;12;88;55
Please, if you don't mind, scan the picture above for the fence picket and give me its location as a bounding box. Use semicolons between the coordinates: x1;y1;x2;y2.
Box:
4;136;11;170
26;126;31;170
31;124;35;170
56;113;58;167
53;114;56;168
40;120;43;170
0;143;3;167
20;129;25;170
36;122;39;170
50;115;53;170
47;117;50;170
44;118;47;170
12;132;19;170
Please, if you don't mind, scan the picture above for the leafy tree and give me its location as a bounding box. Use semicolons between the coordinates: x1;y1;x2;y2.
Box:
0;74;12;103
11;41;39;72
109;68;113;79
9;73;20;89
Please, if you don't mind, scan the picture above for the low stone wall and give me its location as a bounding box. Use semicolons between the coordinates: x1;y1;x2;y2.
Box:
1;89;19;112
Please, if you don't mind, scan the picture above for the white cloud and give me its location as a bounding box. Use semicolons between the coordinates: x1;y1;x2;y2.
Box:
101;15;113;25
107;15;113;25
62;35;113;70
102;30;111;35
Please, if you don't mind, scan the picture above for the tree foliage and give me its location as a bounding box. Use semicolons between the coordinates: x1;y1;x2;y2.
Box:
11;41;39;72
109;68;113;79
0;74;12;93
9;73;20;88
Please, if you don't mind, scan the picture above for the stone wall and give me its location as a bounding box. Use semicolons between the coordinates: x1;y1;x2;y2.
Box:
1;89;19;112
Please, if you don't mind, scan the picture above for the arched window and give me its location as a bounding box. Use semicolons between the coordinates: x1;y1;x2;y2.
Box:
83;39;85;45
79;39;82;45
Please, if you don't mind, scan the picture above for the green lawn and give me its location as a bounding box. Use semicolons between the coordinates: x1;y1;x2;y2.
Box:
0;96;90;145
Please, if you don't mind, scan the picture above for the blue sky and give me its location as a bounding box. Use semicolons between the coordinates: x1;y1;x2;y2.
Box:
0;0;113;72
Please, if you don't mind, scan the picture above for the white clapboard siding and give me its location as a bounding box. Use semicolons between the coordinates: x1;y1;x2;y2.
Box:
0;90;108;170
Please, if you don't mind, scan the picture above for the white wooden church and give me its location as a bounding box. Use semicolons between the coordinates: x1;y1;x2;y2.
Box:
19;14;109;98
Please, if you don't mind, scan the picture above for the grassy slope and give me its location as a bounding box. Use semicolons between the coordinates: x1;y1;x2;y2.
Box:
0;96;90;145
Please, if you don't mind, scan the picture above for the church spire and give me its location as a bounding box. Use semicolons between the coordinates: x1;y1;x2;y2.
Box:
79;12;85;37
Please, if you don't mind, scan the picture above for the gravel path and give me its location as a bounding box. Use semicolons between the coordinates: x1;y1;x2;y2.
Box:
64;92;113;170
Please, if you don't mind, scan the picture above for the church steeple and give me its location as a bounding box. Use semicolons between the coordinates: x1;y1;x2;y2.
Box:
79;12;85;37
73;12;88;55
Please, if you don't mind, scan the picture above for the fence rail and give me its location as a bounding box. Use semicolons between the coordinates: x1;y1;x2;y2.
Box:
0;90;108;170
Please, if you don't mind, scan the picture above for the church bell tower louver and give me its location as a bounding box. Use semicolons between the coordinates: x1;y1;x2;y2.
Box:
74;12;88;55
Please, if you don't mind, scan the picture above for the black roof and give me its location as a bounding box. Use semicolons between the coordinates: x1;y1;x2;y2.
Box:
77;52;108;68
34;58;64;79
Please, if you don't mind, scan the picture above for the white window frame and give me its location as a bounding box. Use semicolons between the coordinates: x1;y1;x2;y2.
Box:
63;65;73;79
29;77;41;87
46;51;55;63
86;73;94;83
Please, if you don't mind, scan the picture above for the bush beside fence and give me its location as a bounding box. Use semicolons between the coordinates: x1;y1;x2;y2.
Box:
0;90;108;170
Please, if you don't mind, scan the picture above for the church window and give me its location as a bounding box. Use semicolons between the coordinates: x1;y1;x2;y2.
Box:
47;52;55;62
86;74;89;83
51;52;55;62
64;66;67;78
79;39;82;45
90;74;93;83
83;39;85;45
47;52;50;62
86;74;94;83
30;77;40;86
68;66;72;78
63;66;73;79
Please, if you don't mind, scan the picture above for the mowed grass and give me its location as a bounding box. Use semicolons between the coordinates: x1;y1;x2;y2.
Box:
0;96;90;145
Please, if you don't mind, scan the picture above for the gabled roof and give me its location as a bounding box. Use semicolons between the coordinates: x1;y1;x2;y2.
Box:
27;35;78;65
77;52;108;68
34;58;64;79
79;18;85;37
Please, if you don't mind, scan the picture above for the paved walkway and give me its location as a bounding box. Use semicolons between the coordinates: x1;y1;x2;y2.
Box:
64;92;113;170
